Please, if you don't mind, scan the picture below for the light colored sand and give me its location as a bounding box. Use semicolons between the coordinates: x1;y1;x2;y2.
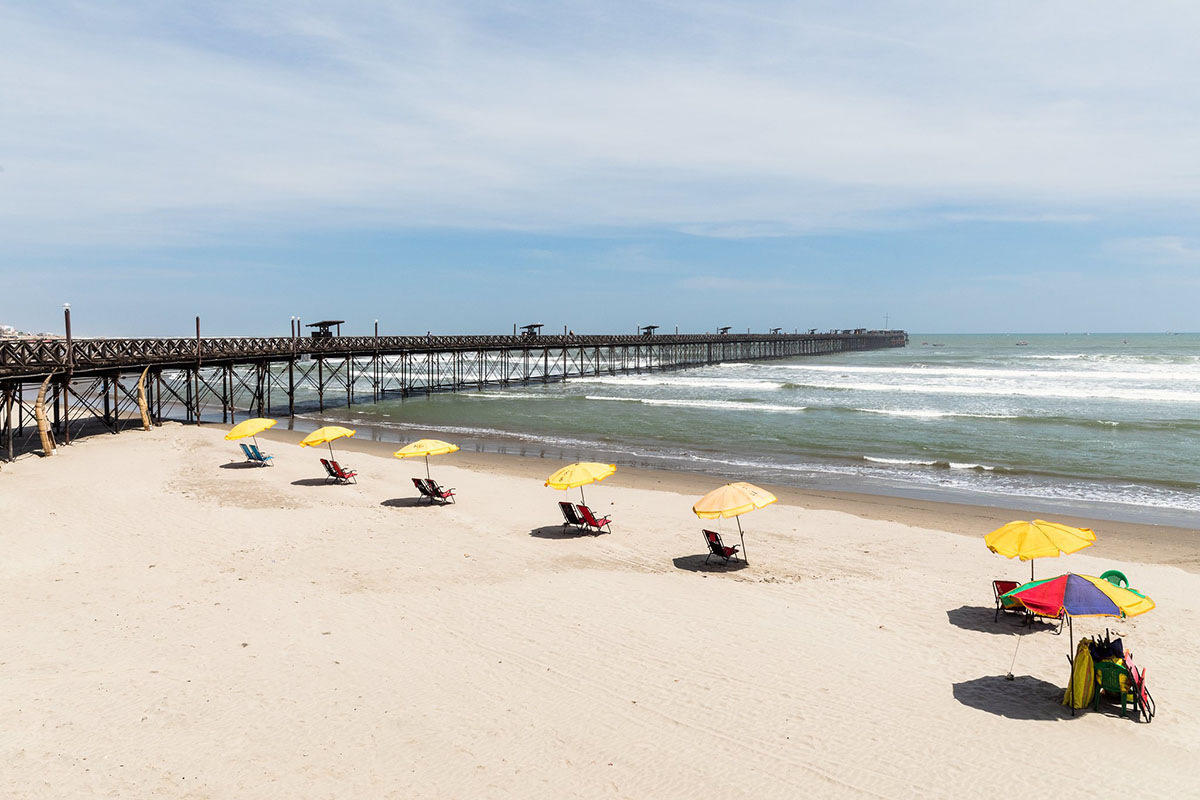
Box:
1;423;1198;798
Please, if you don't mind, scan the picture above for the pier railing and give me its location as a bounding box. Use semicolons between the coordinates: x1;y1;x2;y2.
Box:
0;331;907;377
0;330;907;460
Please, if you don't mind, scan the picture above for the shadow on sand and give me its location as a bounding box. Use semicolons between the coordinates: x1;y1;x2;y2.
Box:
671;554;749;573
946;605;1061;636
529;525;599;540
952;675;1070;721
291;478;333;487
219;461;266;470
380;497;433;509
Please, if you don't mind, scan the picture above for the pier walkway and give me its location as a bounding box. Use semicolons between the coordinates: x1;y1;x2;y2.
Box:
0;329;907;460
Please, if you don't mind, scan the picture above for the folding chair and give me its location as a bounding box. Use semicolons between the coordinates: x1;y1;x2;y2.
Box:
424;478;456;504
703;529;740;565
559;501;584;530
577;504;611;534
412;477;436;503
993;579;1023;622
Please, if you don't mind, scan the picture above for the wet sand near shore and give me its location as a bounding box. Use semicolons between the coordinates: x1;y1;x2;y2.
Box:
254;424;1200;573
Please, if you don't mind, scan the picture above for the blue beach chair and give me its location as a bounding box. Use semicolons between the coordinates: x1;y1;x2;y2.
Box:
248;443;274;466
239;443;255;462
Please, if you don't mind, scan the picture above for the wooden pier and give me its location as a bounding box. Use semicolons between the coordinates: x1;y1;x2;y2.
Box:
0;328;907;461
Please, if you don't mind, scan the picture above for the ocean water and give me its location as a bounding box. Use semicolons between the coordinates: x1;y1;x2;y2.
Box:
302;333;1200;527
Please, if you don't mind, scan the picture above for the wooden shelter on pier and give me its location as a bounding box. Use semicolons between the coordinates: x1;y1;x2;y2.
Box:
306;320;345;339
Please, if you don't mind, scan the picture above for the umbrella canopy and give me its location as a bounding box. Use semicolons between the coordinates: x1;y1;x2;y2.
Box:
693;482;777;519
545;462;616;504
394;438;460;479
1002;573;1155;619
985;519;1096;580
692;482;777;565
225;418;277;440
298;426;356;460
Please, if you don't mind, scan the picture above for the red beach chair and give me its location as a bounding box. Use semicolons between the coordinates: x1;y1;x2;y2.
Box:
328;459;357;484
993;579;1023;622
577;504;612;534
424;478;456;504
703;529;740;565
1123;652;1156;723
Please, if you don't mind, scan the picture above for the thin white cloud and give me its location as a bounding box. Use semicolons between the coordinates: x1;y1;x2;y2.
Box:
941;213;1096;224
2;2;1200;248
1106;236;1200;264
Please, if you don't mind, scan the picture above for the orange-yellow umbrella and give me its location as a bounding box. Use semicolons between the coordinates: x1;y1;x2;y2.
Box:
692;482;777;564
394;438;459;479
985;519;1096;581
225;418;276;440
545;462;616;504
224;417;276;450
298;425;356;460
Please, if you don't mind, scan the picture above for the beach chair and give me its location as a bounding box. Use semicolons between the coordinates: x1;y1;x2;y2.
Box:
559;501;585;530
424;478;456;504
1125;654;1156;723
412;477;436;503
703;529;740;565
239;443;255;462
247;443;273;466
329;460;357;484
1093;660;1137;719
320;458;339;483
1100;569;1129;588
577;504;611;534
993;579;1023;622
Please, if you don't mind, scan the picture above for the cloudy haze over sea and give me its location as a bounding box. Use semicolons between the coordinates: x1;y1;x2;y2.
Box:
2;2;1199;335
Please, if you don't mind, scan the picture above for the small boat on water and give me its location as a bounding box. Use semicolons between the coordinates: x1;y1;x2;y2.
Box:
1015;341;1029;346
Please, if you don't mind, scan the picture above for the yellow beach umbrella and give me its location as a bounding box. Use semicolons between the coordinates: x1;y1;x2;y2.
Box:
545;462;616;504
298;425;356;460
224;417;276;449
985;519;1096;581
394;438;460;479
693;482;778;565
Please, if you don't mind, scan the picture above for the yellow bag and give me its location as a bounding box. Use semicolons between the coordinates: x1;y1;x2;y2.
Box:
1063;638;1096;709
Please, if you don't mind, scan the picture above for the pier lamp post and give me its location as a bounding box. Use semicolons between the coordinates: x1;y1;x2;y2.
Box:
62;303;73;370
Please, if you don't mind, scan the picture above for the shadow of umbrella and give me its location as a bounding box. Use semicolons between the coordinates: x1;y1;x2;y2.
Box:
530;525;594;540
380;498;427;509
946;605;1059;636
952;675;1071;721
671;554;749;573
290;478;332;487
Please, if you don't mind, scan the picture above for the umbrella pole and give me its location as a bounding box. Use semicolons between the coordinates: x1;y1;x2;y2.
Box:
736;516;747;565
425;455;431;480
1068;615;1075;717
328;441;335;462
580;485;586;507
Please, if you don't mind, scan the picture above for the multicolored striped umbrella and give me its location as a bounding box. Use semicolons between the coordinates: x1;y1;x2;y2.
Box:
1001;572;1155;619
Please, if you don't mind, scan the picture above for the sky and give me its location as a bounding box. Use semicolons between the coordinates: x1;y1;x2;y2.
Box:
2;1;1199;337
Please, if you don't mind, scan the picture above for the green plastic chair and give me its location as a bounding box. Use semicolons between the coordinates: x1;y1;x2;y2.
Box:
1093;660;1136;718
1100;569;1128;588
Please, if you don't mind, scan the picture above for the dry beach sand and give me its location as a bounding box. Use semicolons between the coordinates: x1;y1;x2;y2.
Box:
1;423;1198;798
